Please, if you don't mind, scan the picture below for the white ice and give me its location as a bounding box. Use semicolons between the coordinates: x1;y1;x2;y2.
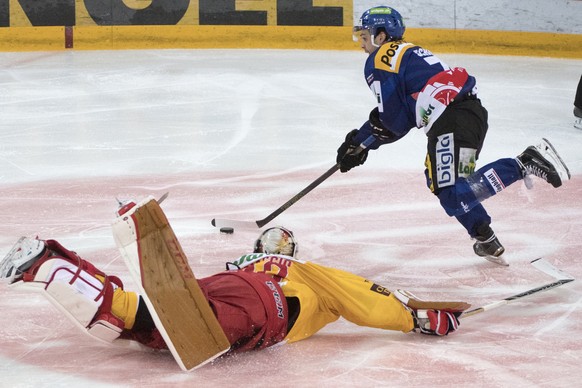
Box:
1;49;581;387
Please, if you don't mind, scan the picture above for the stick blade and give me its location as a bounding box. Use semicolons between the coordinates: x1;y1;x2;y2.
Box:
531;258;575;281
211;218;260;229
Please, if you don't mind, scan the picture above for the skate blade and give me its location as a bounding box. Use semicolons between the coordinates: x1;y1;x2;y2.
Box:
482;254;509;266
539;138;571;183
0;237;28;283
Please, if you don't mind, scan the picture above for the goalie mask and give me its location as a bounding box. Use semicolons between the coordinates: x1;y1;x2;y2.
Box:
253;227;298;257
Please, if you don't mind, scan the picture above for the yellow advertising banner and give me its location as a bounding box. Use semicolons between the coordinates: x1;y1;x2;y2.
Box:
0;0;580;57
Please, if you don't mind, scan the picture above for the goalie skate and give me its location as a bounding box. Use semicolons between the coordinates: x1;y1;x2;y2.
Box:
517;138;571;188
0;237;45;284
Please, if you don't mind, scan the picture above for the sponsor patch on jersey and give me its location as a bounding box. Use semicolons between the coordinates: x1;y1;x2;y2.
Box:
265;281;285;319
413;47;434;58
484;168;506;193
370;283;391;297
436;133;455;187
374;42;414;73
416;68;469;132
228;253;264;269
458;147;476;178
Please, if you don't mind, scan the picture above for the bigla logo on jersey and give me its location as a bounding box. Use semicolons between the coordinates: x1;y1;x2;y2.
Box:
436;133;454;187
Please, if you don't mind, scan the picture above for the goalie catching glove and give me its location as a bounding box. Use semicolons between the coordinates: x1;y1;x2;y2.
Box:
336;129;369;172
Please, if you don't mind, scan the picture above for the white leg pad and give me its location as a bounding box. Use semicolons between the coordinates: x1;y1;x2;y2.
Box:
88;319;123;342
45;280;100;327
17;258;122;343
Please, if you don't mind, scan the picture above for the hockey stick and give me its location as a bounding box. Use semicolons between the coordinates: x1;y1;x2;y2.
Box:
157;192;169;204
461;279;574;318
530;257;573;280
211;135;376;229
461;258;574;318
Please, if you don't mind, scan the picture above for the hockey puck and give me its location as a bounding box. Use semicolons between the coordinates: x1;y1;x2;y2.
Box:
220;227;234;234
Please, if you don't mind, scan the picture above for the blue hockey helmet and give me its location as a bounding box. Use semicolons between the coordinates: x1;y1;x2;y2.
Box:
354;6;405;42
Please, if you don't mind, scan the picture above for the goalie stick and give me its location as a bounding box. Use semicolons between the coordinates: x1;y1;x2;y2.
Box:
212;135;376;229
461;258;574;318
115;192;169;214
113;197;230;371
157;191;169;204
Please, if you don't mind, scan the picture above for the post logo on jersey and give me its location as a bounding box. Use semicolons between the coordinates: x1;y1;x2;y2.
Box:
374;42;414;73
436;133;455;187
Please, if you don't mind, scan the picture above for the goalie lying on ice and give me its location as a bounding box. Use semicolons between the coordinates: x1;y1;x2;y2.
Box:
0;228;468;361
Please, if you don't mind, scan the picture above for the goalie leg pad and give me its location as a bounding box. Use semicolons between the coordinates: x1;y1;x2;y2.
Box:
17;240;126;343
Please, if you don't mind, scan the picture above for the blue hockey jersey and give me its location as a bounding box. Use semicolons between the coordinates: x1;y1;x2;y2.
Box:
352;42;477;149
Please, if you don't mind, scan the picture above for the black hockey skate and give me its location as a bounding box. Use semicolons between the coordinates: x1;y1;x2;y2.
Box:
473;224;508;266
516;138;571;188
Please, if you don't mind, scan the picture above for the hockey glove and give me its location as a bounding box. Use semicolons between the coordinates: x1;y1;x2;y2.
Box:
336;129;369;173
413;309;461;336
369;107;396;142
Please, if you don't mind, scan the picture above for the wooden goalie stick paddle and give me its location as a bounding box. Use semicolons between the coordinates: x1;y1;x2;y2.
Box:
461;258;575;318
113;197;230;371
212;135;376;229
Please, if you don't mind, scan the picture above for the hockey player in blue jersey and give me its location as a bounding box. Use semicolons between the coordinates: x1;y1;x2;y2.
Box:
336;6;571;265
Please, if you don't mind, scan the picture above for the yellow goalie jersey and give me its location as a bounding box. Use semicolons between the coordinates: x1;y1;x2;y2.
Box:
230;253;415;343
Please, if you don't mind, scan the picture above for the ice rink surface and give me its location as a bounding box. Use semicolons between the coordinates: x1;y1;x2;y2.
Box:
1;48;581;387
